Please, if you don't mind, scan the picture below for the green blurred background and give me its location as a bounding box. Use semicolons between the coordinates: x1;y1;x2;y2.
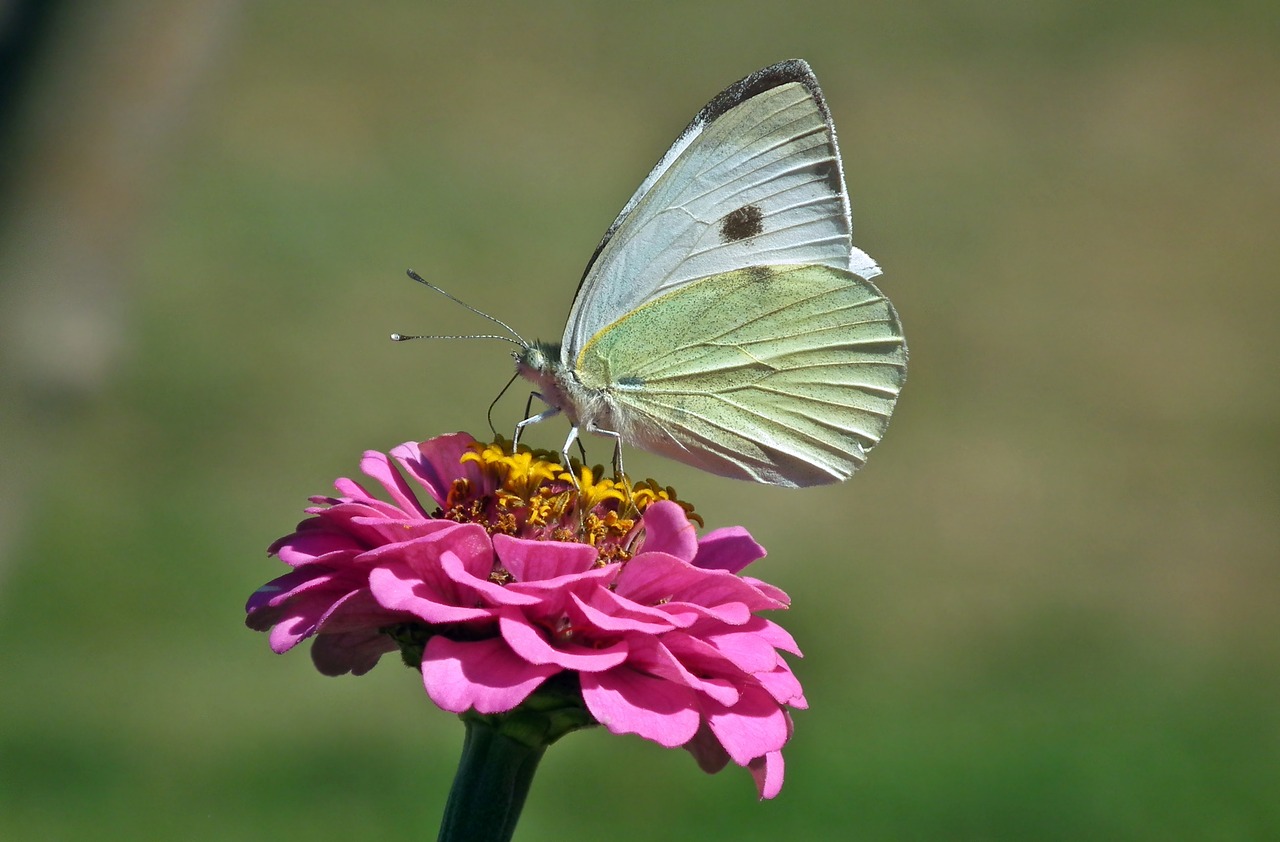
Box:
2;2;1276;839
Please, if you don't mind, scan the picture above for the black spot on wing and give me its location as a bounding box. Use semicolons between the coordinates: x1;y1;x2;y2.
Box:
720;204;764;243
617;375;645;388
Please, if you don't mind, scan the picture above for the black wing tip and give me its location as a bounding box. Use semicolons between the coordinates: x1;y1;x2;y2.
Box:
697;59;824;126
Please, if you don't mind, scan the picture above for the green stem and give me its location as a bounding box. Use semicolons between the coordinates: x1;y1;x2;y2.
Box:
437;717;547;842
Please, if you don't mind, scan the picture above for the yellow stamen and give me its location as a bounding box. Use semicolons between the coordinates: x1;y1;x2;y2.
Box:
452;438;700;548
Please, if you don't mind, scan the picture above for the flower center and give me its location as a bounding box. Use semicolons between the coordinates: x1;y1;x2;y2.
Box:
435;438;700;561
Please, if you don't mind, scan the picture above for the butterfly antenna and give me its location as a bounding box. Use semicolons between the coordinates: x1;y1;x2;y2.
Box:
403;269;529;347
390;332;521;344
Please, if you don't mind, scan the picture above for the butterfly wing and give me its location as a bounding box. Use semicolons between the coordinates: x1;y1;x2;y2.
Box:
561;59;880;361
575;264;907;486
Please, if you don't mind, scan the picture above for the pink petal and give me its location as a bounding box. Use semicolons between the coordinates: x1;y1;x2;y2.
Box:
692;525;766;573
503;565;619;618
682;722;731;774
357;521;490;574
363;523;511;620
752;617;802;657
422;636;559;714
651;631;748;683
636;500;699;561
569;591;676;635
245;567;326;617
748;751;785;800
657;600;751;627
611;551;699;604
667;570;788;614
359;449;430;517
391;434;484;506
628;638;740;707
498;612;629;671
493;534;600;581
757;663;808;709
269;527;361;567
438;551;542;607
369;559;493;623
311;629;397;677
702;626;782;674
739;575;790;605
705;684;790;766
314;587;401;634
348;515;453;545
581;668;701;747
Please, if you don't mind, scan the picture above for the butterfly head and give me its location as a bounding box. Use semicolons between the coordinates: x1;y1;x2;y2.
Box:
514;340;560;377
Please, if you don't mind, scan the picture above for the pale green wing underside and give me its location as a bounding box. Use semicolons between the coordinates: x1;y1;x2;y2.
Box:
574;264;907;486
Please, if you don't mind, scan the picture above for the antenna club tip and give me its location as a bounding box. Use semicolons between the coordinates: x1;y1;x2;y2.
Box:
390;333;406;341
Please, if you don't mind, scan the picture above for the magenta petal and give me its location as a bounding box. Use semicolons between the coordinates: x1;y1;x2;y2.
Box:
503;565;618;614
705;684;790;766
269;528;361;567
654;631;745;681
628;638;740;707
692;525;766;573
498;613;629;671
668;571;787;615
659;600;751;627
349;515;453;546
704;623;785;673
369;561;493;623
682;722;731;774
359;449;430;517
569;591;676;635
636;500;699;561
758;663;808;709
422;636;559;714
311;629;397;677
740;576;790;605
245;567;323;617
438;551;542;607
391;434;483;507
255;573;367;651
581;668;701;747
358;521;492;575
493;534;600;581
313;587;400;634
748;751;785;800
752;617;802;657
611;551;699;604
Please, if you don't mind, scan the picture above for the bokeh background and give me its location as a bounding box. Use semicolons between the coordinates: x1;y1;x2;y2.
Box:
2;2;1276;839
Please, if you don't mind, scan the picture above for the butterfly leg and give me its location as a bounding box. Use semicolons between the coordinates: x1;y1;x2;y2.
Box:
584;420;637;513
558;425;584;489
584;420;626;479
512;394;560;451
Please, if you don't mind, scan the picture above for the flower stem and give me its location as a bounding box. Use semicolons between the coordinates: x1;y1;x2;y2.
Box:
437;716;547;842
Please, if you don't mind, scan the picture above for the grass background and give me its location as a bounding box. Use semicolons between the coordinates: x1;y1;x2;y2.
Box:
2;1;1277;839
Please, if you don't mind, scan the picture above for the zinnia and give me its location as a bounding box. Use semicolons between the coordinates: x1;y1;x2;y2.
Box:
246;432;806;799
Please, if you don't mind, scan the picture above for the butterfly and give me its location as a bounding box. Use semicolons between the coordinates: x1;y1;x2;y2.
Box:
403;60;907;486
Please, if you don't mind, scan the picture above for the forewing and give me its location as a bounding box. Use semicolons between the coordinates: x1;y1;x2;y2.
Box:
562;59;880;359
577;265;907;486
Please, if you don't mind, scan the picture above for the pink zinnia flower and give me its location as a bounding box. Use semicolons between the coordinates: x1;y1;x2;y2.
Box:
246;433;807;798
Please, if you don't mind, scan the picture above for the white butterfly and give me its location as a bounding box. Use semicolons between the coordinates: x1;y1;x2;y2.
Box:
406;60;907;486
